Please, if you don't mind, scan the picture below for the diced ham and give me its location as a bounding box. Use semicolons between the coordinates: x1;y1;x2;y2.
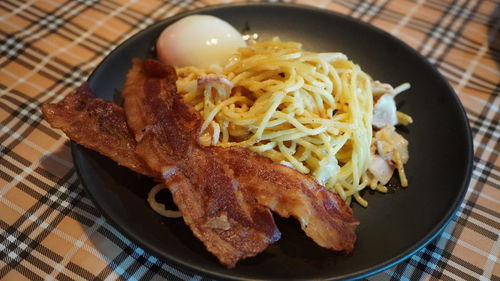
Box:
368;155;394;185
375;126;409;164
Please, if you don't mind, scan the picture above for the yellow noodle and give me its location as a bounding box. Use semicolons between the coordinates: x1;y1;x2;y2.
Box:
175;39;410;207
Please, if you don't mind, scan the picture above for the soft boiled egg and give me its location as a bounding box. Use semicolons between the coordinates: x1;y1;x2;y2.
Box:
156;15;246;68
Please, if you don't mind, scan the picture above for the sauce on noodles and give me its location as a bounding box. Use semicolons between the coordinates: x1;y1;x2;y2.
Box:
173;38;411;207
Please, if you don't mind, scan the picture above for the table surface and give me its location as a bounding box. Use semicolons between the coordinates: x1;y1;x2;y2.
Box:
1;0;498;280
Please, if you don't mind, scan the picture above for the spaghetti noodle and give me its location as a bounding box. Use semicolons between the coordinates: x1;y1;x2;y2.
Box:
175;39;411;207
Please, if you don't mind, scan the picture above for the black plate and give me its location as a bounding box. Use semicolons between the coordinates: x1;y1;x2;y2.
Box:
72;3;473;280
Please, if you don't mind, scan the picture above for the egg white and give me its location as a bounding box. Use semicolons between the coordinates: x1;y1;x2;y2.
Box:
156;15;246;68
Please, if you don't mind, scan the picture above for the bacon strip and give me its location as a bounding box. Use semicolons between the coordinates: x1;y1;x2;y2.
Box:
213;146;359;252
41;83;159;178
122;59;280;267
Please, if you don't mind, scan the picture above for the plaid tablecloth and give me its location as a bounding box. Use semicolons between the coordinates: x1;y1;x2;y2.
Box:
1;0;498;280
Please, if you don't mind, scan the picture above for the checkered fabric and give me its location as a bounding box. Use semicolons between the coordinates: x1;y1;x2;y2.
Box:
1;0;498;280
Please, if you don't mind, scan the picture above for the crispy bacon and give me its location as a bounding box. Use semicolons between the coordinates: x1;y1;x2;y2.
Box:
41;83;159;178
122;59;280;267
213;146;359;252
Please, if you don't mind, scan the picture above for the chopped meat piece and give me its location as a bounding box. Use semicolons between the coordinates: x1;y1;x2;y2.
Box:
368;154;394;185
375;126;409;164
